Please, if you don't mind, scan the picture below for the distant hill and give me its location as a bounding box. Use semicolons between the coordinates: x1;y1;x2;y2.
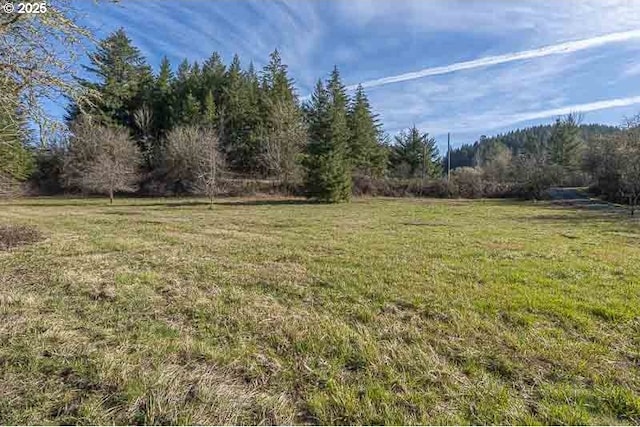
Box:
447;123;621;170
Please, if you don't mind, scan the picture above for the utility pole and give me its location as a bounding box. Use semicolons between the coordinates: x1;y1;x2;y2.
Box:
447;132;451;182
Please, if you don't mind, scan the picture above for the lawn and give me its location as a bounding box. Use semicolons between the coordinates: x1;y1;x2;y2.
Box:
0;197;639;425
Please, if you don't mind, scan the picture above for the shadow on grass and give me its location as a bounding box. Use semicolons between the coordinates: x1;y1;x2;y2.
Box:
3;197;318;208
213;199;319;207
107;199;318;208
528;202;634;226
1;199;107;207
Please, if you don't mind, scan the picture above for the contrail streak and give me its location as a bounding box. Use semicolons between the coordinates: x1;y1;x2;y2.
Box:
349;29;640;90
504;96;640;124
426;96;640;135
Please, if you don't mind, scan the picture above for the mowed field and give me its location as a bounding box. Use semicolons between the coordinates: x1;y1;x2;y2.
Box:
0;197;639;425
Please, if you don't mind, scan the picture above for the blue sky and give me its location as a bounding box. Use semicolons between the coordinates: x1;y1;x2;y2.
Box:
68;0;640;151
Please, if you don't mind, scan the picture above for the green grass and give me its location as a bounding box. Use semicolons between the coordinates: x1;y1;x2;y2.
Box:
1;196;639;425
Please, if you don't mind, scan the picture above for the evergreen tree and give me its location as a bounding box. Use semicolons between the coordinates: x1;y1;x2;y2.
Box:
180;92;201;125
220;54;245;170
216;55;263;173
202;52;227;106
173;59;196;125
444;143;475;172
0;92;33;188
303;68;352;202
243;62;264;173
69;28;152;130
202;90;218;129
152;56;175;138
306;80;331;146
548;113;583;170
391;125;440;179
262;49;296;105
347;84;386;177
260;49;305;180
327;67;350;148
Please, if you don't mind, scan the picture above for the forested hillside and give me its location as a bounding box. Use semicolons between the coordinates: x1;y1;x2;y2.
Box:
448;123;621;170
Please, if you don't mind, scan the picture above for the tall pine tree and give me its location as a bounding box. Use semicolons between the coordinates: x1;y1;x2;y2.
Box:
262;50;296;105
260;49;305;180
548;113;583;171
69;28;153;131
220;55;247;171
202;52;227;107
202;90;218;129
151;56;175;139
304;68;352;202
242;62;264;173
347;84;386;177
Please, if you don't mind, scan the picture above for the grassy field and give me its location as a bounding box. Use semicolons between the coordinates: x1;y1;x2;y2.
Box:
0;196;639;425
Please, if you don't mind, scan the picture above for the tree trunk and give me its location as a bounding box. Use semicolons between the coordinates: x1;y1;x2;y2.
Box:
109;188;114;205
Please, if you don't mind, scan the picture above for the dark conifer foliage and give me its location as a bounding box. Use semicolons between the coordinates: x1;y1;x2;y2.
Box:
303;69;352;202
446;122;620;173
391;125;440;179
347;84;387;177
68;28;153;130
152;56;175;139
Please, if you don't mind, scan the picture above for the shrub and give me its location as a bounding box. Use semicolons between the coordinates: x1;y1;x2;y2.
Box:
353;176;449;198
29;147;65;196
449;167;484;198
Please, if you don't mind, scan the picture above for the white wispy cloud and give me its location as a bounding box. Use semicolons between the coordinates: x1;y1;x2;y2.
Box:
334;1;640;43
624;61;640;77
349;29;640;90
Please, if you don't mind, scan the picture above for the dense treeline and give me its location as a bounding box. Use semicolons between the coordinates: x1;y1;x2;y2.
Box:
445;115;640;212
44;29;390;202
3;25;640;211
447;122;619;171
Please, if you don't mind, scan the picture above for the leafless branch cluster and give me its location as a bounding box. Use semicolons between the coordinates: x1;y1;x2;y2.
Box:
0;0;102;145
164;125;225;207
63;116;140;203
261;101;305;186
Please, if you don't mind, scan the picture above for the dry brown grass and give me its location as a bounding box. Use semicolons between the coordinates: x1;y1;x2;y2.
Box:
0;224;43;250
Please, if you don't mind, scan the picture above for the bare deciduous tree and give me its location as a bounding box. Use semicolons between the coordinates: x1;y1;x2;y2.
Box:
0;1;118;144
619;116;640;215
63;116;140;203
585;115;640;215
165;125;224;208
199;132;223;209
62;117;102;189
261;101;306;188
85;132;140;204
134;104;154;164
512;150;560;199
